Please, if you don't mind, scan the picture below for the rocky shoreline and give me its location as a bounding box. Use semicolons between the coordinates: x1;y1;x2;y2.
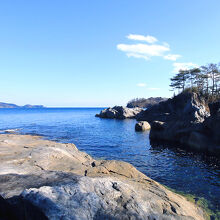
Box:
0;134;206;220
96;92;220;157
140;92;220;156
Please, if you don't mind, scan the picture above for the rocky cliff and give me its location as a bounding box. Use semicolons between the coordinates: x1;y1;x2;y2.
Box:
136;92;210;123
138;92;220;156
0;134;206;220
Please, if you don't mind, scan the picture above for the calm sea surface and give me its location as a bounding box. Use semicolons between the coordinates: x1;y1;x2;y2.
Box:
0;108;219;214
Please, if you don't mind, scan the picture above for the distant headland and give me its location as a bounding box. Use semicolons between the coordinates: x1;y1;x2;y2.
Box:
0;102;44;108
127;97;167;108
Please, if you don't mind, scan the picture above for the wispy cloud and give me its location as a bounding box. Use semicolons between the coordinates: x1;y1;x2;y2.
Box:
164;54;181;61
127;34;158;43
117;34;183;61
137;83;147;87
118;34;198;80
127;53;149;61
117;43;170;60
173;62;199;73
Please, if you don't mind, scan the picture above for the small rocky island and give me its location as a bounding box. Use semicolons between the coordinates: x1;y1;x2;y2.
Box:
0;134;206;220
95;106;143;119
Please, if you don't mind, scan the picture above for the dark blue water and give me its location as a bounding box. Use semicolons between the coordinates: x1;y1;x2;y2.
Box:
0;108;219;214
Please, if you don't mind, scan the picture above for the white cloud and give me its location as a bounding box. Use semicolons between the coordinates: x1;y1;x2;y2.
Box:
164;54;181;61
127;53;149;60
137;83;147;87
117;43;170;59
163;42;170;48
173;62;199;73
127;34;158;43
117;34;182;62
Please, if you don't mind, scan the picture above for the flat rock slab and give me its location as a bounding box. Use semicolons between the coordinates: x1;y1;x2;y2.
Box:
0;134;206;220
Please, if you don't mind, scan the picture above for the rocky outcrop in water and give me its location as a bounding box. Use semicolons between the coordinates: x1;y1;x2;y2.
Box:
137;92;210;123
135;121;151;131
96;106;143;119
0;134;206;220
202;102;220;147
141;92;220;156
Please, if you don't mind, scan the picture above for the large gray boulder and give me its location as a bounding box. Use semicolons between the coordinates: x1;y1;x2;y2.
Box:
96;106;143;119
0;134;206;220
135;121;151;131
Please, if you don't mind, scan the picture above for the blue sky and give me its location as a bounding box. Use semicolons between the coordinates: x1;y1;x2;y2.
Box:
0;0;220;107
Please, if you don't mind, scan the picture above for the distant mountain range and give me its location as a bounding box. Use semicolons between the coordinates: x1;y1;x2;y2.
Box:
0;102;44;108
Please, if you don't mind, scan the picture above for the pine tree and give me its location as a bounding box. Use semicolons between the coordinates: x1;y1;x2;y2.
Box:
170;62;220;101
170;70;189;91
190;68;203;90
201;65;210;95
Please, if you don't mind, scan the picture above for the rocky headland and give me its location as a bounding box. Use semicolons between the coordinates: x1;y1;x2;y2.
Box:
95;106;143;119
96;92;220;156
136;92;210;123
137;92;220;156
0;134;206;220
127;97;168;108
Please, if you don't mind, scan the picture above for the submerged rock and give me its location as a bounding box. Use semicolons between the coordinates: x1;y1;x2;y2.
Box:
135;121;151;131
0;134;206;220
96;106;143;119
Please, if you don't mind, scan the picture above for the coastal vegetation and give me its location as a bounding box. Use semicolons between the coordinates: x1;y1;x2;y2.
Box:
170;63;220;102
163;185;220;220
127;97;167;108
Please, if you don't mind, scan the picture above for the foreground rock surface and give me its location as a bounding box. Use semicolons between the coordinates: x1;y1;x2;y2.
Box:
96;106;143;119
0;134;206;220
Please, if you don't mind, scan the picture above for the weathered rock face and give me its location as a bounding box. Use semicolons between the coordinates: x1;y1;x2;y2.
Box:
148;93;220;156
137;92;210;123
149;120;206;149
203;102;220;145
96;106;143;119
0;134;206;220
135;121;151;131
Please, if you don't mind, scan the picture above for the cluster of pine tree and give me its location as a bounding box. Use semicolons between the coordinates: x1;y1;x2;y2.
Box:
170;63;220;102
